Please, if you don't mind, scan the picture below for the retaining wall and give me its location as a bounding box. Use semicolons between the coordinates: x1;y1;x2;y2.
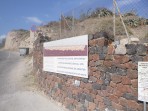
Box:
33;34;148;111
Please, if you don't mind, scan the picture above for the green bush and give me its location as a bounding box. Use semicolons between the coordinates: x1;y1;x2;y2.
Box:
124;18;147;27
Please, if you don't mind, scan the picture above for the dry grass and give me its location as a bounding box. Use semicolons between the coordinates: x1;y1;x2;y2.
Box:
38;16;147;43
130;25;148;39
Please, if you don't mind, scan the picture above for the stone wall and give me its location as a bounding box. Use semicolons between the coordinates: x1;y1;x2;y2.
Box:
33;34;148;111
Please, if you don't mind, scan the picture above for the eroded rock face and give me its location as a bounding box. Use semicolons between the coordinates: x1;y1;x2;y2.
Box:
5;30;30;50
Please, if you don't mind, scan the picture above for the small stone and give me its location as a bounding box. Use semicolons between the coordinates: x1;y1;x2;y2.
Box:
78;93;86;100
72;95;79;101
104;98;112;106
96;38;108;46
110;81;116;88
103;46;108;54
120;38;129;45
80;99;85;104
99;54;106;60
127;100;139;110
96;46;103;53
89;61;95;67
95;61;103;66
94;108;100;111
109;95;119;104
67;91;73;98
119;97;127;107
125;44;137;55
92;54;99;61
58;83;62;89
122;76;131;85
116;68;127;76
89;40;97;46
85;94;94;102
111;75;122;83
80;106;87;111
92;83;101;90
89;46;96;54
120;37;139;45
105;55;114;60
106;66;116;73
136;44;147;55
124;62;137;69
127;69;138;79
144;56;148;61
89;76;97;82
131;79;138;88
131;55;143;64
106;67;127;75
115;45;127;55
100;73;106;80
123;93;137;100
112;102;123;110
73;80;81;87
88;102;96;110
88;34;94;40
104;79;110;85
104;61;112;67
66;104;75;110
108;44;115;54
106;74;111;80
81;78;88;83
101;85;107;90
84;100;89;107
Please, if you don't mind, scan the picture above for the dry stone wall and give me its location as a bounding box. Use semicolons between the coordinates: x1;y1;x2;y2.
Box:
33;33;148;111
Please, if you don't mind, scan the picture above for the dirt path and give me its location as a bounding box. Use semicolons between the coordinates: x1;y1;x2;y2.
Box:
0;51;66;111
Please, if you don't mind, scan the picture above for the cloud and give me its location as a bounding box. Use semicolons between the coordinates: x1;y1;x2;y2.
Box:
25;17;43;24
117;0;141;7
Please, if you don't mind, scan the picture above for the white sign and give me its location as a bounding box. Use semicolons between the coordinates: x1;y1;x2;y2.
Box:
43;35;88;78
138;62;148;102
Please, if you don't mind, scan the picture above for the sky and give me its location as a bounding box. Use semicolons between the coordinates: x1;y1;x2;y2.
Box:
0;0;147;38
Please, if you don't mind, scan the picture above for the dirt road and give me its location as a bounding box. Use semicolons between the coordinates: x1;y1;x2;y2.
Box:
0;50;65;111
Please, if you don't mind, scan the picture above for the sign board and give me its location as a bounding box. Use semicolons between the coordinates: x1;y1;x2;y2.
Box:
138;62;148;102
43;35;88;78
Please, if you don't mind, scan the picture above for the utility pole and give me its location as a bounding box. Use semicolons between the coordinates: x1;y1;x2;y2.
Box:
72;10;75;36
113;0;116;40
59;13;62;38
114;0;130;44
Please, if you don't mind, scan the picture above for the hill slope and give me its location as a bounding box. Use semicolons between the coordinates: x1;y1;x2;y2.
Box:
5;29;31;50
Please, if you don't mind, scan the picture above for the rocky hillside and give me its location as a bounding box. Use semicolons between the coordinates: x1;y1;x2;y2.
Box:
5;29;31;50
37;9;148;43
4;9;148;50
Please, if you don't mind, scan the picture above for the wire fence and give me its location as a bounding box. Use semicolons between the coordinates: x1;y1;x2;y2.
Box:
41;0;148;43
59;0;148;43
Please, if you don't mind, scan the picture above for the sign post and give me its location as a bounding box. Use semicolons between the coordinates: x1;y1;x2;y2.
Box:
144;102;146;111
138;62;148;111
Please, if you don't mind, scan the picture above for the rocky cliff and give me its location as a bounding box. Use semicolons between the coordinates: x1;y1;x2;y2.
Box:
5;29;31;50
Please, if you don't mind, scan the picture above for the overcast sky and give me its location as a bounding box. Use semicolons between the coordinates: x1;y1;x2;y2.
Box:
0;0;147;38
